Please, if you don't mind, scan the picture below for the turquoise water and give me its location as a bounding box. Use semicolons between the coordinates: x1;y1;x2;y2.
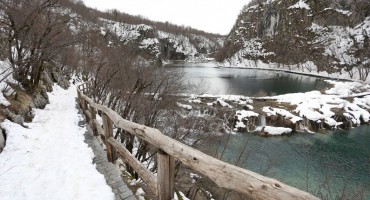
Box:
203;126;370;199
170;63;370;199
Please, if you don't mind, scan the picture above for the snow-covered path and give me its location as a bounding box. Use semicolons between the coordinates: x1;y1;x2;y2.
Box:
0;85;114;200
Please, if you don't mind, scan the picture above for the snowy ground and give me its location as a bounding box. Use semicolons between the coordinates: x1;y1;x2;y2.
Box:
0;84;114;200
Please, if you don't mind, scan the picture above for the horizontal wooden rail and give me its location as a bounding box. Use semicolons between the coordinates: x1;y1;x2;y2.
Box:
77;83;319;200
108;138;158;195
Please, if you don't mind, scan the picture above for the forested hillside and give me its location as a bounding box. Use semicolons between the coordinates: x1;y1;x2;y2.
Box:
216;0;370;81
63;0;223;63
0;0;222;152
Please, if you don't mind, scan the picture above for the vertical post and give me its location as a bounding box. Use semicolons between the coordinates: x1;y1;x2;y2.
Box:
102;113;115;162
86;82;91;94
86;82;89;94
83;100;90;123
157;149;175;200
90;106;98;136
83;84;87;94
77;90;82;108
80;98;85;111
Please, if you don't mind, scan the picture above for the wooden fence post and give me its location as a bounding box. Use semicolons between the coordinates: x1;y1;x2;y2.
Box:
86;82;89;94
90;106;98;136
157;149;175;200
83;100;90;123
77;89;81;107
80;98;85;111
102;113;115;162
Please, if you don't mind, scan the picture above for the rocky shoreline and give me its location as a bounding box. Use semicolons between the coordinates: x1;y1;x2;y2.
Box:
177;80;370;136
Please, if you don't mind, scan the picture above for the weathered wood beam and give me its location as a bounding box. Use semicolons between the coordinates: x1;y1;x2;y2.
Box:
108;137;158;195
157;150;175;200
93;119;104;137
84;109;91;122
89;106;98;136
102;113;114;162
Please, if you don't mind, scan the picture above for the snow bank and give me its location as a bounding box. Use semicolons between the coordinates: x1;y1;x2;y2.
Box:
354;96;370;109
344;101;370;123
235;110;259;129
273;88;370;127
189;99;201;104
262;106;302;123
256;126;292;135
177;102;192;110
0;84;114;200
217;98;232;108
325;80;370;96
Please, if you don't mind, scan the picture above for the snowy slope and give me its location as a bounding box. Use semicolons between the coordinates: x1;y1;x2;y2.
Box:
310;17;370;66
0;84;114;200
98;19;220;61
219;0;370;81
158;31;198;57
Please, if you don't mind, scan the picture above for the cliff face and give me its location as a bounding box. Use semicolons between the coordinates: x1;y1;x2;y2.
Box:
97;19;222;64
218;0;370;80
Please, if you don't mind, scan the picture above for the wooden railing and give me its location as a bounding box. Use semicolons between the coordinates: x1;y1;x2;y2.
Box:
77;83;319;200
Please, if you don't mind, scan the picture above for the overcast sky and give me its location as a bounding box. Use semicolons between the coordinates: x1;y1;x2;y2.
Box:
81;0;249;35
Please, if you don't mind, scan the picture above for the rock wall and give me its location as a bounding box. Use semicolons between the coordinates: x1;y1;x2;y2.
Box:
218;0;370;76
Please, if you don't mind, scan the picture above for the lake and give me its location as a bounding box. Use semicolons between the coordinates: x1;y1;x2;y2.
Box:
166;63;370;199
164;63;328;96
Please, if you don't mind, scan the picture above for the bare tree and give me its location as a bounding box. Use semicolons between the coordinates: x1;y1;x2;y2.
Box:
0;0;75;91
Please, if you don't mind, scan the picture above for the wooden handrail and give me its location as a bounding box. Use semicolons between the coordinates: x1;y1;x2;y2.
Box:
77;83;319;200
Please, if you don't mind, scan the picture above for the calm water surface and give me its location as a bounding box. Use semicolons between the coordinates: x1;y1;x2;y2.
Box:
164;63;328;96
169;63;370;199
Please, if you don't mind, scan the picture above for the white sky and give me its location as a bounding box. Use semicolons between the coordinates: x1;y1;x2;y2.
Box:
81;0;250;35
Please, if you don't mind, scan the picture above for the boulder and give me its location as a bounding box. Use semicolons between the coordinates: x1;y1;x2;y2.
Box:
4;108;25;126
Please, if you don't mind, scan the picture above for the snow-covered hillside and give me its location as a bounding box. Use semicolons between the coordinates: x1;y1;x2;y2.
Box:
218;0;370;82
61;5;222;63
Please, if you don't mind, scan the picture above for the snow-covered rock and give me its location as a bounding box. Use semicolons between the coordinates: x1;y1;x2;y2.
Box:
234;110;259;130
262;106;302;123
177;102;193;110
256;126;292;135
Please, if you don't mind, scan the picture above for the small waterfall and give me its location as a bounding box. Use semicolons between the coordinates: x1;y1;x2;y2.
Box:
259;115;267;127
296;121;306;132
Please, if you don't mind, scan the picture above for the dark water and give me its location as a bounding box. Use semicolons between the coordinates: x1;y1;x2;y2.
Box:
164;63;328;96
167;63;370;199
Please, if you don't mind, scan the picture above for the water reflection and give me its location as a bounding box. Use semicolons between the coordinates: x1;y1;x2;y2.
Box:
164;63;328;96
